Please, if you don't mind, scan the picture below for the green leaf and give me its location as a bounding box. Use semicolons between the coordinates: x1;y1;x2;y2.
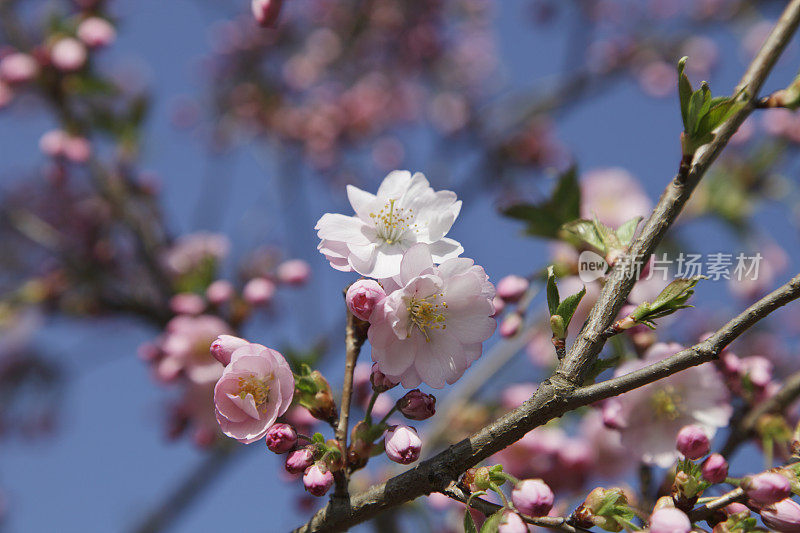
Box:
687;87;707;135
697;97;745;134
546;266;559;316
630;276;706;326
479;511;506;533
556;286;586;328
464;508;478;533
561;219;605;252
615;217;642;246
501;167;581;239
678;57;692;130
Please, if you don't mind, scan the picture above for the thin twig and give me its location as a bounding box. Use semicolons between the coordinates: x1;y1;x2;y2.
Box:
688;488;745;522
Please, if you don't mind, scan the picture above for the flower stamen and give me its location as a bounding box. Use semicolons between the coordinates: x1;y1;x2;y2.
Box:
407;293;447;341
237;373;273;413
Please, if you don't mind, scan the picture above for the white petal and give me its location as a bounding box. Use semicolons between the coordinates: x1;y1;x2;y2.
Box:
400;243;435;284
352;244;404;279
373;335;415;376
437;257;474;278
316;213;370;245
428;238;463;263
377;170;413;198
445;311;496;344
346;185;377;222
413;330;463;389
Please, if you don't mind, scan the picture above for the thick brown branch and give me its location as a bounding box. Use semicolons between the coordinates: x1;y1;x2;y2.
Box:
294;274;800;532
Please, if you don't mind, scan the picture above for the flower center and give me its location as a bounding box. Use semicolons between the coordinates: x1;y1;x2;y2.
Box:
650;385;683;420
407;293;447;341
370;199;416;245
237;373;273;414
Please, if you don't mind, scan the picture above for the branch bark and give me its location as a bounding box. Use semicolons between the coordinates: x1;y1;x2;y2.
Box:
294;1;800;527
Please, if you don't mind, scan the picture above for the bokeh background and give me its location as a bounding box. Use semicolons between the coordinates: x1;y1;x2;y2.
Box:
1;0;800;531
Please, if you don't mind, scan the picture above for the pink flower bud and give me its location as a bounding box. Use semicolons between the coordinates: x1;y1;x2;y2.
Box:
744;472;791;505
500;313;523;338
276;259;311;285
398;389;436;421
601;399;627;430
491;295;505;317
243;277;275;306
264;423;297;453
62;135;91;162
206;279;234;305
39;130;67;157
496;275;529;303
512;479;554;517
676;425;709;460
346;279;385;321
209;335;249;365
50;38;87;72
285;447;315;474
169;293;205;315
759;497;800;531
723;502;749;516
370;363;397;392
77;17;116;48
740;356;773;388
252;0;283;27
385;425;422;464
0;52;38;84
649;508;691;533
303;462;333;496
701;453;728;484
498;511;527;533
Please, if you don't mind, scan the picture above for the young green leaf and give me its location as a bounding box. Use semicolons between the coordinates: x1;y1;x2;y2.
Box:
630;276;706;328
501;167;581;239
615;217;642;246
479;510;506;533
678;56;692;129
561;219;606;252
546;266;560;316
556;285;586;329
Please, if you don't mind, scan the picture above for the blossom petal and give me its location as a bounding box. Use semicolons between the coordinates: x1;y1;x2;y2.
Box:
428;237;463;263
400;244;435;284
315;213;370;245
413;330;463;389
346;184;377;222
377;170;412;198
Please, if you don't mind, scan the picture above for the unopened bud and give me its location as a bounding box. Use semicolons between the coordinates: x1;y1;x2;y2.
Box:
397;389;436;420
265;423;297;454
496;275;529;303
743;472;791;505
384;425;421;465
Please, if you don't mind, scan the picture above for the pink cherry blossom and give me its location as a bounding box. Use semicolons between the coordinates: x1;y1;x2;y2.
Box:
169;293;205;315
580;167;652;229
206;280;234;305
264;423;297;453
213;343;294;443
162;232;229;276
210;335;249;366
675;425;709;460
701;453;728;483
154;314;232;384
385;425;422;464
649;507;691;533
50;38;88;72
316;171;463;278
758;497;800;531
243;277;276;306
0;52;38;84
303;462;333;496
346;279;386;321
744;472;791;505
276;259;311;285
498;511;527;533
604;342;731;467
496;275;529;302
512;479;554;517
368;244;495;388
77;17;116;48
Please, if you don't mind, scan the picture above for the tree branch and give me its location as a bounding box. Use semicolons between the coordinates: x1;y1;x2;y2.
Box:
294;1;800;529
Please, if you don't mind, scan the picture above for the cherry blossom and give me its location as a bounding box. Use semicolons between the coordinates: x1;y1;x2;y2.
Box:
368;244;495;388
316;171;463;279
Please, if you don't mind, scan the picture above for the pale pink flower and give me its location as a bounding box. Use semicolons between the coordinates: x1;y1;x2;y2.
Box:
581;168;652;229
498;511;527;533
368;244;495;388
251;0;283;27
496;275;529;302
206;280;234;305
169;293;205;315
0;52;38;84
758;497;800;532
346;279;385;321
744;472;791;505
210;335;248;366
385;425;422;464
500;313;523;338
303;462;333;496
77;17;116;48
315;170;463;278
605;342;731;467
649;508;691;533
512;479;554;517
675;425;709;460
276;259;311;285
243;277;276;306
155;315;232;383
214;343;294;443
162;232;229;276
50;38;87;72
701;453;728;483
